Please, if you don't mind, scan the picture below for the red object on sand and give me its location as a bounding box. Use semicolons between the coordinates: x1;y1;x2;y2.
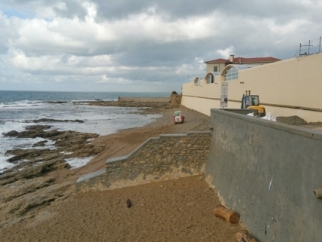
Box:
173;111;185;124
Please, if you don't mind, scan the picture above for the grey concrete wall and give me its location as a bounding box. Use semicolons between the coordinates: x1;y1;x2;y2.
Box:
118;97;170;103
77;131;211;190
205;109;322;241
221;108;258;116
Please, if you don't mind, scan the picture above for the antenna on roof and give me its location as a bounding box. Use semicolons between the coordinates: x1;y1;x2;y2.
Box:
299;40;313;56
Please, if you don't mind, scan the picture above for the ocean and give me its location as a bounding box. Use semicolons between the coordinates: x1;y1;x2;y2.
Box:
0;90;168;172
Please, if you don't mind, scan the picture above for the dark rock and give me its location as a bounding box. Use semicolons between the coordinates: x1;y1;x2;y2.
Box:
3;125;57;139
33;118;84;123
2;130;18;137
0;180;74;223
41;130;61;138
0;177;56;203
47;101;67;104
5;149;54;163
53;162;71;170
33;140;47;147
4;127;102;165
126;199;132;208
0;159;68;186
26;125;52;130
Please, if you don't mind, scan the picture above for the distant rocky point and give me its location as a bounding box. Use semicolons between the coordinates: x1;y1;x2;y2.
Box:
32;118;84;123
46;101;68;104
74;91;182;110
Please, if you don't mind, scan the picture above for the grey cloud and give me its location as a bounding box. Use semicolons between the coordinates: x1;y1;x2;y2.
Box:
17;43;93;57
53;0;87;20
1;0;322;92
93;0;209;21
92;0;311;24
110;40;204;67
1;0;316;23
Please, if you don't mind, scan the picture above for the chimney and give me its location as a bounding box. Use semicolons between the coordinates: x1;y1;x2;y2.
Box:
229;55;234;63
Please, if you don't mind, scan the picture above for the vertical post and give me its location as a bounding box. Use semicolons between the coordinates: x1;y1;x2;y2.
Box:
308;40;311;55
299;43;301;56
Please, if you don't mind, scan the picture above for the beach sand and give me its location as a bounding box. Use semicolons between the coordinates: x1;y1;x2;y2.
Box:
0;106;244;241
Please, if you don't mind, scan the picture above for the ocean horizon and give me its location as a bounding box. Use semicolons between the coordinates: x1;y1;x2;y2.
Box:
0;90;171;103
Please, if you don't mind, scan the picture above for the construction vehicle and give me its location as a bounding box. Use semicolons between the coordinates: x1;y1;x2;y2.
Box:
241;94;266;117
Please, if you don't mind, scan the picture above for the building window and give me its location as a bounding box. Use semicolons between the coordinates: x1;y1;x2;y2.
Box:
213;66;218;72
207;74;214;83
224;66;238;81
194;77;200;86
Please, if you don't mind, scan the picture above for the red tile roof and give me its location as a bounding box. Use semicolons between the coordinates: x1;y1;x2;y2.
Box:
205;56;280;64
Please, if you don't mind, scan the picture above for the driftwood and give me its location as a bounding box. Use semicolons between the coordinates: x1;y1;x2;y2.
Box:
235;230;258;242
214;205;240;224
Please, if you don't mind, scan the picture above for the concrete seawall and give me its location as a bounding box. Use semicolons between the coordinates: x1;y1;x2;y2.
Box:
77;131;211;191
205;109;322;241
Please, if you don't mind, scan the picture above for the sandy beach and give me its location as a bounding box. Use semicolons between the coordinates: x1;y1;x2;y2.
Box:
0;105;245;241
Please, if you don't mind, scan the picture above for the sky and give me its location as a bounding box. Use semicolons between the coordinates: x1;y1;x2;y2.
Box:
0;0;322;93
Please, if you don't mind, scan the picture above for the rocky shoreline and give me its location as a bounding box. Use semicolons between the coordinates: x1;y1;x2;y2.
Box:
0;92;184;228
0;119;107;227
3;124;104;170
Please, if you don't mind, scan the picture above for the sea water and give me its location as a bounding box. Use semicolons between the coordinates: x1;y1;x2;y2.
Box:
0;90;168;172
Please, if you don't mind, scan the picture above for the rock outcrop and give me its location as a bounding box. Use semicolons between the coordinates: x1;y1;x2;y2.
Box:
168;91;182;108
74;92;183;110
0;124;106;227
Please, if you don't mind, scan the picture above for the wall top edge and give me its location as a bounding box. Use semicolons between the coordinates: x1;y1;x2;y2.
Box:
211;108;322;141
159;131;212;137
187;131;212;135
159;134;188;137
76;169;106;183
106;155;129;163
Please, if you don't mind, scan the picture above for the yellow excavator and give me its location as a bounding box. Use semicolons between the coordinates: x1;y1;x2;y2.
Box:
241;94;266;117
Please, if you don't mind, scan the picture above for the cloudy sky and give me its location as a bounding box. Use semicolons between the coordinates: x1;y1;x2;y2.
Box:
0;0;321;93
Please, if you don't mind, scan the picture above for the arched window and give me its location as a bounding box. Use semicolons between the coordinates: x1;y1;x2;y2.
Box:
207;74;214;83
223;66;238;81
194;77;200;86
